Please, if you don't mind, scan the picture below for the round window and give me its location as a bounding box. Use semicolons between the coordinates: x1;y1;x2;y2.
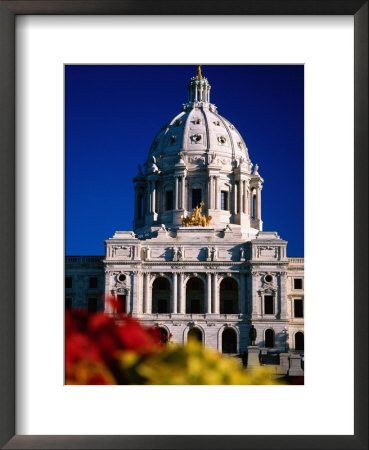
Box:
264;274;273;283
118;274;126;282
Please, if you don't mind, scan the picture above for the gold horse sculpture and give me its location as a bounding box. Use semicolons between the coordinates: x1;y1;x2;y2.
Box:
181;202;212;227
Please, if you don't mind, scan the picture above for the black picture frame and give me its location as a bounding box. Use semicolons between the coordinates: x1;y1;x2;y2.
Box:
0;1;367;449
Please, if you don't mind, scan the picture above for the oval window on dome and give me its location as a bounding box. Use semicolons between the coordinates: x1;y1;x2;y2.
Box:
193;134;202;143
218;136;226;144
171;135;177;144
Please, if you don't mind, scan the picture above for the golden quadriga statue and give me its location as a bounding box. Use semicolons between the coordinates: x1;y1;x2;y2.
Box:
181;202;212;227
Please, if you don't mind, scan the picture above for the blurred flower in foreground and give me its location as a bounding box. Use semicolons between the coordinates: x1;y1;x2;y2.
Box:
65;310;282;385
118;340;281;385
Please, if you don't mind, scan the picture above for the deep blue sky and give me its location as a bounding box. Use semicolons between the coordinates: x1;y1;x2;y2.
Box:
65;65;304;256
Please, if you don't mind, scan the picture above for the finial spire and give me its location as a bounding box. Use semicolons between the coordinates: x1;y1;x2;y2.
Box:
187;65;211;104
196;65;203;79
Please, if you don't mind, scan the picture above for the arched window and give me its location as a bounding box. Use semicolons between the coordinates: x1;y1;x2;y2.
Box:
158;327;169;345
220;277;238;314
186;277;204;314
265;329;274;348
188;327;202;343
295;332;304;351
222;328;237;353
152;277;170;314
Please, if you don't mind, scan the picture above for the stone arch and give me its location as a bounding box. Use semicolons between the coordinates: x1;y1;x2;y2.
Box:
217;324;240;353
294;331;304;351
219;276;239;314
264;328;275;348
217;273;240;289
155;324;171;345
185;276;205;314
155;323;171;335
150;273;172;288
152;276;171;314
184;323;205;345
184;273;206;286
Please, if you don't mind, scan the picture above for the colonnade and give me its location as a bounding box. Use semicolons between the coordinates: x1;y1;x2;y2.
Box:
134;173;262;225
139;272;247;315
188;80;211;103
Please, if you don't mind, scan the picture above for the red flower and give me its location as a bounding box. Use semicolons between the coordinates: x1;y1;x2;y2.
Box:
117;317;157;352
88;312;122;362
65;332;101;370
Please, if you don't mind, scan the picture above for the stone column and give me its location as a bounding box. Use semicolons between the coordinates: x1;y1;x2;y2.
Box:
172;273;178;314
238;179;242;215
143;273;151;314
179;272;185;313
212;274;219;314
243;182;247;214
256;187;261;220
240;273;246;314
245;187;249;215
250;190;254;219
152;181;156;213
215;176;219;210
181;175;186;210
206;272;212;314
130;272;135;315
175;176;179;210
234;182;238;214
178;176;183;209
136;273;143;314
251;272;259;317
208;176;213;209
104;272;113;314
279;272;288;319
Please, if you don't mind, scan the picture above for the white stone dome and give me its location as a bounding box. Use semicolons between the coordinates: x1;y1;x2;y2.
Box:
134;67;263;236
145;68;252;174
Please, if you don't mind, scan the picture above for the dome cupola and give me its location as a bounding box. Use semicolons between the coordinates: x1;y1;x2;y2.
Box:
134;66;263;236
187;65;211;104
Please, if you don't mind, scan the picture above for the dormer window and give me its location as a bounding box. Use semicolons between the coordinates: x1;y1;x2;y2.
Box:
170;135;177;144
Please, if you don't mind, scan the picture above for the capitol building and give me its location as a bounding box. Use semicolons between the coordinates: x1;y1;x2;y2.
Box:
66;67;304;368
